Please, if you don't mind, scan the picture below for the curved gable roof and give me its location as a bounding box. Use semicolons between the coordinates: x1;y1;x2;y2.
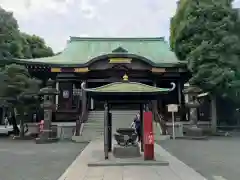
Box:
12;37;186;67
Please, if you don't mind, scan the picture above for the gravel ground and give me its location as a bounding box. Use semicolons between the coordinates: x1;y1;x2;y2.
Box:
0;138;88;180
157;137;240;180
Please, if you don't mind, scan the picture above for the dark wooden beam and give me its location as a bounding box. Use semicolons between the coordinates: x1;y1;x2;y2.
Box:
86;78;153;83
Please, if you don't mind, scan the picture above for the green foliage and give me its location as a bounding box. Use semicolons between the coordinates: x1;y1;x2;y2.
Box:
170;0;240;101
0;6;54;60
170;0;189;53
0;64;41;108
0;7;23;59
0;64;42;135
21;33;54;58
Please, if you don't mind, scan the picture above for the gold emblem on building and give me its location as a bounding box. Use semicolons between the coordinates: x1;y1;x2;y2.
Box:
109;58;131;64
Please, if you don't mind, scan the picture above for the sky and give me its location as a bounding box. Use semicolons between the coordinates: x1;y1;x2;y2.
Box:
0;0;240;52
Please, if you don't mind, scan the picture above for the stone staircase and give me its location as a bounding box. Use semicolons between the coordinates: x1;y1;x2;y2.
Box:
77;110;138;141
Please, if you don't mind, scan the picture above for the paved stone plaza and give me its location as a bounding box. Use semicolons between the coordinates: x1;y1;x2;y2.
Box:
0;138;87;180
159;137;240;180
2;135;237;180
58;138;206;180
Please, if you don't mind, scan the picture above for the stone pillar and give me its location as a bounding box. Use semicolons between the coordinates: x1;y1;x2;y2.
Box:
81;81;87;119
211;95;217;133
178;81;186;121
90;98;94;110
75;81;87;136
55;81;59;110
42;96;52;135
177;81;182;105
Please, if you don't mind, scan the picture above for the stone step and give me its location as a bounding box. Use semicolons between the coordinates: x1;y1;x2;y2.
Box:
88;115;136;117
83;126;103;129
83;125;103;128
88;113;138;116
81;110;140;141
88;117;136;119
88;118;134;120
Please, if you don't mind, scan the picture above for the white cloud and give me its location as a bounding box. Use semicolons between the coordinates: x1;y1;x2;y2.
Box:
0;0;72;18
79;34;89;37
0;0;183;52
0;0;29;15
78;0;97;19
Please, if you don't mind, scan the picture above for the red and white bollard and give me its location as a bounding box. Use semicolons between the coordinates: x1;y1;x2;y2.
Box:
143;111;155;160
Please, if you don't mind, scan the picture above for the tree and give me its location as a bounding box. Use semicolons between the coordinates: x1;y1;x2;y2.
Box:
21;33;54;58
0;6;54;60
170;0;189;54
0;64;41;136
170;0;240;100
0;7;23;59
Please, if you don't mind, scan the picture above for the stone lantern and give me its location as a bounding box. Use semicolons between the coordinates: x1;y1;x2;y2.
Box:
183;83;205;137
35;78;59;144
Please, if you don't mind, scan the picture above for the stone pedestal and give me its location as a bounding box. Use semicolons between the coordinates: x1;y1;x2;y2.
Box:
35;137;58;144
113;144;141;158
185;125;205;138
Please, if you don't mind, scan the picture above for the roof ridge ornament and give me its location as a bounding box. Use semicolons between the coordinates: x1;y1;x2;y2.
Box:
123;74;128;81
112;46;128;53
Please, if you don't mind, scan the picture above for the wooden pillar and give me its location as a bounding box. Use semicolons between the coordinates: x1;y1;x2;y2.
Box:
140;103;144;152
104;102;109;159
108;109;112;152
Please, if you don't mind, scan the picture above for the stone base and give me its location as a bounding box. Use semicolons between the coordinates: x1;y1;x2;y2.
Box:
183;126;208;139
176;136;208;140
35;137;58;144
155;135;171;141
113;144;141;158
71;135;91;143
12;136;34;140
88;153;169;167
185;126;203;137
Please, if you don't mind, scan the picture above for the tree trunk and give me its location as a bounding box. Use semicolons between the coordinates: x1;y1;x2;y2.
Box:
10;108;19;135
20;113;24;137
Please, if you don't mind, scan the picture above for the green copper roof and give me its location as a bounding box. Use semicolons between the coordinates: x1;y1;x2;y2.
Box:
13;37;185;67
84;82;172;93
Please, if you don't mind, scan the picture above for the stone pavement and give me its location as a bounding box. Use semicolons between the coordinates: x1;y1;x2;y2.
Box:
58;138;207;180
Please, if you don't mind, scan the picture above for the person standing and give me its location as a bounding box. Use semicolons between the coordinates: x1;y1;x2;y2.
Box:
4;116;9;128
131;113;141;142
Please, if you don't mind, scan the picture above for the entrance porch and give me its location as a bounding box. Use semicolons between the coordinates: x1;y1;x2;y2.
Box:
80;74;175;159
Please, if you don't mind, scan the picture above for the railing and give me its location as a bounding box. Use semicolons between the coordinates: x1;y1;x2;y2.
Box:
154;110;168;135
74;109;88;136
56;104;78;111
80;109;89;135
75;96;88;136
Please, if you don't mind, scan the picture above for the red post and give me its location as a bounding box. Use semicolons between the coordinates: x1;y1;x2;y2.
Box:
143;111;154;160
